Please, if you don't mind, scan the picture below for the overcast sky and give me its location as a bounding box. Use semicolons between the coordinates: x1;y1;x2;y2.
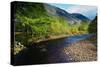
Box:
49;3;97;20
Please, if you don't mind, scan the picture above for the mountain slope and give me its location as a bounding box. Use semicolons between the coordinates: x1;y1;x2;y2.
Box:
71;13;90;22
44;4;90;24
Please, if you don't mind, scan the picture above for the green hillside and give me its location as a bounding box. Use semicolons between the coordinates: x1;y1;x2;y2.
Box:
14;2;89;46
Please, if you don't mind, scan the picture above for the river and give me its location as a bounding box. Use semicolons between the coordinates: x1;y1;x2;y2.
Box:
13;34;94;65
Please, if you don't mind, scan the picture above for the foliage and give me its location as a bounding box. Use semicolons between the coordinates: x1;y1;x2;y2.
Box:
88;16;97;33
78;22;89;33
14;2;89;46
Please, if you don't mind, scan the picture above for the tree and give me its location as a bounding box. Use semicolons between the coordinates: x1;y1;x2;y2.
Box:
88;16;97;33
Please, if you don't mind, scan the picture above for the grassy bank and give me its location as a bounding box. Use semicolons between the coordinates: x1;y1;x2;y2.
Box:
31;34;70;43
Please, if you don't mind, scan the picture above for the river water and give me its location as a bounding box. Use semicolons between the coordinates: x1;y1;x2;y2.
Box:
14;34;93;65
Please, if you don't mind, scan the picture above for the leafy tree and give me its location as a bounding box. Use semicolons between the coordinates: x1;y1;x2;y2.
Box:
88;16;97;33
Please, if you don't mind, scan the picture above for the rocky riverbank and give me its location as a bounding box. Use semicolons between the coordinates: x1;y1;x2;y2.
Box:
63;36;97;62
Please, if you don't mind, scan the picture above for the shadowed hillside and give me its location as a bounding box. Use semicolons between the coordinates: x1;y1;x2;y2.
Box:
88;16;97;33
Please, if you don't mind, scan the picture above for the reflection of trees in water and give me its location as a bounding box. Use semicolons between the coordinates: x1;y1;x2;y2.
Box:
12;44;48;65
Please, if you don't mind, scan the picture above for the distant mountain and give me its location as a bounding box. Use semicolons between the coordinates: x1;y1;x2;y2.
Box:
44;4;90;24
71;13;90;22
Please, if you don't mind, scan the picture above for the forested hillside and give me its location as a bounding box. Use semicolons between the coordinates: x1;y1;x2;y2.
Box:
14;2;89;46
